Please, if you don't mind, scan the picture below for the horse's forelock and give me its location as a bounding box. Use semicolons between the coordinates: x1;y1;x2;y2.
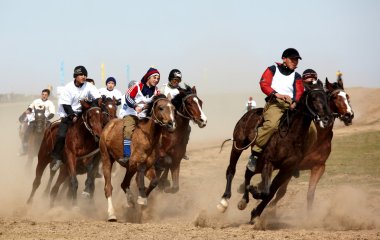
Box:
146;94;167;117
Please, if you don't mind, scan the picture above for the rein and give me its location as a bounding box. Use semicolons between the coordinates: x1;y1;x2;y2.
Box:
176;93;197;121
328;88;345;119
148;98;173;128
305;88;327;121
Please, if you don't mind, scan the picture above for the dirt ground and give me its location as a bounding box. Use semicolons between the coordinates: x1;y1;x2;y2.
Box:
0;87;379;240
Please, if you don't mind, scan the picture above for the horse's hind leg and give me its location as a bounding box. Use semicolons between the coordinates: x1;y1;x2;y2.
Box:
237;166;256;211
83;154;100;199
120;166;136;208
268;177;291;209
307;165;325;211
27;154;51;204
43;169;58;197
158;167;170;190
136;163;148;206
145;168;159;197
166;162;180;193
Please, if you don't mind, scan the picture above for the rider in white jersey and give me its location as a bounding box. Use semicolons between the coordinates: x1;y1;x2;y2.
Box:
99;77;123;106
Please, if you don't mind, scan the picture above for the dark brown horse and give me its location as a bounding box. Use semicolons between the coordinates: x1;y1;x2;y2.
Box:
217;80;332;224
100;94;176;221
156;85;207;193
268;78;354;210
41;97;119;201
27;99;106;207
26;106;49;168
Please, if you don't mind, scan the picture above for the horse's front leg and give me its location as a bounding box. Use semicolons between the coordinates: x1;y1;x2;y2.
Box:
50;166;68;208
136;163;148;206
166;162;180;193
237;166;256;211
66;153;78;206
145;167;159;197
217;148;243;212
307;164;325;211
83;154;100;199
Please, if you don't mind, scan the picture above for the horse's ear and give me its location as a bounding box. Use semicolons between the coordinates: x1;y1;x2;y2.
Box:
81;100;91;110
337;77;344;89
167;93;172;101
97;98;103;107
325;77;333;91
192;86;197;94
316;79;323;88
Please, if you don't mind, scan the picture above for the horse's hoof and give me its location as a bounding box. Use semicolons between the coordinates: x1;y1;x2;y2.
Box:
216;198;229;213
81;191;91;199
237;199;247;210
248;185;262;199
164;186;179;194
125;189;135;207
137;196;147;206
107;216;117;222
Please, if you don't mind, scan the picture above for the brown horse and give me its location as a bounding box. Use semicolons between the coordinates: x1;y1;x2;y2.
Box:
268;78;354;210
217;80;332;224
156;85;207;193
100;94;176;221
27;99;106;207
41;97;119;201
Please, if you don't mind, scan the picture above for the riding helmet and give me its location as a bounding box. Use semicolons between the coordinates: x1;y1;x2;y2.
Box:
168;69;182;82
302;69;318;80
282;48;302;60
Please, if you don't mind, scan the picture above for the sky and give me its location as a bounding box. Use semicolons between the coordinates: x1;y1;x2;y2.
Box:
0;0;379;95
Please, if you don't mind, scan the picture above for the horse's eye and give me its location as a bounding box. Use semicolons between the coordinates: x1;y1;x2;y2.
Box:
159;106;164;111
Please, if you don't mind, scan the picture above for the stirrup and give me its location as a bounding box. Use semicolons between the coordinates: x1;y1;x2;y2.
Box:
247;154;257;172
118;156;130;165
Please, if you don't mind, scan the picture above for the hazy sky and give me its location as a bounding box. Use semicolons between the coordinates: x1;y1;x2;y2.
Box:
1;0;379;95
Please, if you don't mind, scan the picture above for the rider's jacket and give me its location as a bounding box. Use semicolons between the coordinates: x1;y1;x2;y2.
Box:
99;87;123;101
260;62;304;102
57;81;101;118
161;83;180;98
26;98;56;123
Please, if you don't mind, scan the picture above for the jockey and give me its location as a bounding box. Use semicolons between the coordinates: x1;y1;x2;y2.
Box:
161;69;182;98
245;96;257;112
99;77;123;106
119;80;137;118
119;67;161;164
50;66;101;171
247;48;304;172
18;89;55;155
160;69;190;160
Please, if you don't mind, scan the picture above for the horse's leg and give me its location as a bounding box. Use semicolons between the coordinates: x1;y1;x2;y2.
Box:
165;161;180;193
249;168;293;224
158;167;170;190
43;168;58;197
136;163;148;206
268;177;291;209
66;153;78;206
307;164;325;211
259;161;274;196
237;166;256;211
217;148;243;212
27;153;51;204
145;167;159;197
102;149;117;221
83;154;100;199
120;165;137;208
50;167;68;208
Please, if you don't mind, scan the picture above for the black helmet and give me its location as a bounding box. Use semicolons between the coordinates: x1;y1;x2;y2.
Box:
168;69;182;81
73;66;88;78
282;48;302;60
302;69;317;80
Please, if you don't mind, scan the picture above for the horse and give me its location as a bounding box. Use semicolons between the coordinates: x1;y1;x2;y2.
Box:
26;106;49;168
217;80;332;224
156;85;207;193
41;97;119;200
268;77;354;211
100;94;176;222
27;99;106;207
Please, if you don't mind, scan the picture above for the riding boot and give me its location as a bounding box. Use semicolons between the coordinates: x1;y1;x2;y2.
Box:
247;151;261;172
51;136;65;171
119;139;131;164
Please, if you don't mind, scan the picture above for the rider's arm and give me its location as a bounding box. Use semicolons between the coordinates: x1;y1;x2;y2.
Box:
259;66;277;97
62;104;75;118
294;73;304;102
125;84;138;109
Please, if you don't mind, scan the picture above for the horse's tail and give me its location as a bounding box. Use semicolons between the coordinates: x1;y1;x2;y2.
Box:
219;138;233;153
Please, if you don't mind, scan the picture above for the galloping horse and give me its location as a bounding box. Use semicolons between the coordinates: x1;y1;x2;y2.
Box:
100;94;176;222
27;99;106;207
41;97;119;201
268;78;354;210
26;106;49;168
157;85;207;193
217;80;332;224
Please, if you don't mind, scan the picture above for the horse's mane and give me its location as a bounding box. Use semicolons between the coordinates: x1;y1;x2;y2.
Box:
171;84;193;109
145;94;167;117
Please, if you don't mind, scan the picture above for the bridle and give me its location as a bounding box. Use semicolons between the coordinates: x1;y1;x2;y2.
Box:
327;88;351;119
82;106;102;137
305;88;328;122
149;98;174;128
176;93;201;123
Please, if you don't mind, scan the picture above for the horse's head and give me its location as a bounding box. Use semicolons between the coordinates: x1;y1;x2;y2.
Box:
301;79;332;128
101;96;118;125
146;94;176;132
172;84;207;128
325;78;354;126
33;106;47;133
80;99;104;141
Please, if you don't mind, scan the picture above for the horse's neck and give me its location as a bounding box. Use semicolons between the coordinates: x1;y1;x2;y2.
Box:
286;108;314;141
137;118;162;142
316;120;334;141
175;114;190;129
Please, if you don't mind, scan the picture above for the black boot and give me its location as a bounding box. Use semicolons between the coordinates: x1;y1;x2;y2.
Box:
51;137;65;171
247;151;261;172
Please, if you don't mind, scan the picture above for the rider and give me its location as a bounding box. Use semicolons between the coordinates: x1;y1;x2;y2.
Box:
120;67;161;164
247;48;304;172
99;77;123;106
50;66;101;171
160;69;190;160
19;89;55;155
245;96;257;112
